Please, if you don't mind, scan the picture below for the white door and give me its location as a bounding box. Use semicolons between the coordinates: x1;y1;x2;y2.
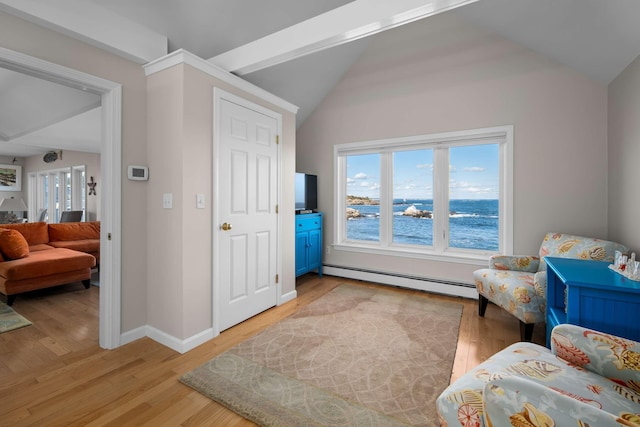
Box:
216;93;280;332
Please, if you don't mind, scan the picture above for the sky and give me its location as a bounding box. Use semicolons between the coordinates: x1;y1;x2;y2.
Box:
346;143;499;200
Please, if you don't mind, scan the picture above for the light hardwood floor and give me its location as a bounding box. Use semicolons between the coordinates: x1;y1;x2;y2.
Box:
0;274;545;426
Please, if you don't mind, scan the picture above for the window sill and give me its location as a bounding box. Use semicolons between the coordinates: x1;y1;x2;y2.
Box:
333;242;494;266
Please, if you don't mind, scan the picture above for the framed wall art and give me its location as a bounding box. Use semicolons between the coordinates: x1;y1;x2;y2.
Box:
0;164;22;191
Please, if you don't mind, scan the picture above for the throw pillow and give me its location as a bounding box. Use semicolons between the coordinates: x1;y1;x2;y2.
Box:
0;229;30;259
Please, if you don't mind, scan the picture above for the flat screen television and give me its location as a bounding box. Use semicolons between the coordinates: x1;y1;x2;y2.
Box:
295;173;317;213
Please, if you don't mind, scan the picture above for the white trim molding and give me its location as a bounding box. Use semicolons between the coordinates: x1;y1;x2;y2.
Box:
0;46;123;350
144;49;298;115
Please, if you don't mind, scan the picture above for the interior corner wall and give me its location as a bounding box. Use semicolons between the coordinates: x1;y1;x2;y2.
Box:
146;62;296;342
23;150;101;221
0;11;149;332
608;54;640;253
296;12;609;285
146;64;185;338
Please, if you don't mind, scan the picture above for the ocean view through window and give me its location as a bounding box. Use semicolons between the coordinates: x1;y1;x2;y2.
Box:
335;126;513;261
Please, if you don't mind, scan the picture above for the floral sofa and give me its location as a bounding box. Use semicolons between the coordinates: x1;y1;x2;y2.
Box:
437;324;640;426
474;233;628;341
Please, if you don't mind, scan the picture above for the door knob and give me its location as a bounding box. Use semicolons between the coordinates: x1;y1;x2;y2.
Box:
221;222;232;231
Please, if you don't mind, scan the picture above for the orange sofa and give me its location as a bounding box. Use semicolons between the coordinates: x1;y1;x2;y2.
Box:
0;222;100;305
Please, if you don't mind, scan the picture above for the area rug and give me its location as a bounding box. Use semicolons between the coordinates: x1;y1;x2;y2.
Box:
181;284;463;426
0;301;32;333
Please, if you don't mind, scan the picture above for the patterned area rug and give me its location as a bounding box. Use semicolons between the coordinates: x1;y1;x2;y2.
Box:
0;301;32;333
181;284;463;426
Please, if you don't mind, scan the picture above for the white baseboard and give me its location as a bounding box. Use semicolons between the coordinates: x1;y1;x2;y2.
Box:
279;289;297;305
323;265;479;299
120;325;147;346
120;325;216;354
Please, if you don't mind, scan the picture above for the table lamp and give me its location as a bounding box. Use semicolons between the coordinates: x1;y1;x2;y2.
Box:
0;197;28;223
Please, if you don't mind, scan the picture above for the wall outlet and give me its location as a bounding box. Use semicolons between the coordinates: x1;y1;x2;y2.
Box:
326;245;331;255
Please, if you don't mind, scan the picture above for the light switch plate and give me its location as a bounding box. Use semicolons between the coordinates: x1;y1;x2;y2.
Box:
163;193;172;209
196;194;205;209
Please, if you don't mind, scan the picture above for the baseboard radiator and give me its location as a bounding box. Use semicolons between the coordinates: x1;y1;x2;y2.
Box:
322;264;478;299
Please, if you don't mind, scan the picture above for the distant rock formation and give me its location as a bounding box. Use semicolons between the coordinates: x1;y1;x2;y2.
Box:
347;195;379;205
402;205;432;218
346;207;362;219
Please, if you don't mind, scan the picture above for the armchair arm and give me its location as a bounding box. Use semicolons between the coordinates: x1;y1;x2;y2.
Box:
483;376;625;427
489;255;539;272
551;324;640;385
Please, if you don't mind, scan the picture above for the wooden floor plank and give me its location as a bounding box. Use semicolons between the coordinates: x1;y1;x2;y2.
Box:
0;275;544;425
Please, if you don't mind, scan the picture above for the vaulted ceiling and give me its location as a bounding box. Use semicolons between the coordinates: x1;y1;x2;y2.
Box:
1;0;640;158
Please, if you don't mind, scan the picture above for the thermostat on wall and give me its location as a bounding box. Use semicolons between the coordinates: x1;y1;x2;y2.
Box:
127;165;149;181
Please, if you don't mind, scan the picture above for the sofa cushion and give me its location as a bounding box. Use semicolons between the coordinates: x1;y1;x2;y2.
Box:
49;239;99;254
48;222;100;241
0;229;30;260
29;244;55;252
0;248;95;281
0;222;49;246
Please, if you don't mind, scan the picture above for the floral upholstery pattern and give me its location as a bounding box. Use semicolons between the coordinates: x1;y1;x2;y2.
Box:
436;324;640;427
474;233;629;330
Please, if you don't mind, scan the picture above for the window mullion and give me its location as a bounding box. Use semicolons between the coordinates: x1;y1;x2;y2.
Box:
379;152;392;246
335;153;346;245
433;147;449;253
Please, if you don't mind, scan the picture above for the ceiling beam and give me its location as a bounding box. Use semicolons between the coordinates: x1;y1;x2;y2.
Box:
209;0;479;75
0;0;167;64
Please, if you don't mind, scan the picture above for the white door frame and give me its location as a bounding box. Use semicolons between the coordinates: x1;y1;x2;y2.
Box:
0;46;122;349
212;87;282;336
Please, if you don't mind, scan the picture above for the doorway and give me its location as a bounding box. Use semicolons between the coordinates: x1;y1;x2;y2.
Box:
0;46;122;349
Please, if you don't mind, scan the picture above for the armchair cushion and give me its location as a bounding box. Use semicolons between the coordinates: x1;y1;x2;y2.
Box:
489;255;539;272
436;325;640;427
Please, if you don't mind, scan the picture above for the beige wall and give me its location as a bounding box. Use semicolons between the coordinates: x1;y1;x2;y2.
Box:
0;11;148;331
608;54;640;253
146;63;296;340
297;13;609;284
23;150;101;221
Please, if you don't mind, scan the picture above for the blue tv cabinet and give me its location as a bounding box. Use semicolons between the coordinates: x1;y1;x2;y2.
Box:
295;212;323;277
545;257;640;346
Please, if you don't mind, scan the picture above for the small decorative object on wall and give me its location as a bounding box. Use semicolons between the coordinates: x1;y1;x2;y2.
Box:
43;150;63;163
88;176;97;195
0;164;22;191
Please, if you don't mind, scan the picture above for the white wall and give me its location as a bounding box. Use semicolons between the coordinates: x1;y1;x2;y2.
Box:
608;54;640;253
297;13;609;285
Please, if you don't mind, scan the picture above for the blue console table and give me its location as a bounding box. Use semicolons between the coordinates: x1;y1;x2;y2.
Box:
545;257;640;346
295;212;323;277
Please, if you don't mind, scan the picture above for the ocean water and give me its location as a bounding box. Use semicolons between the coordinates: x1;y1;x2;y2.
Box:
346;199;499;251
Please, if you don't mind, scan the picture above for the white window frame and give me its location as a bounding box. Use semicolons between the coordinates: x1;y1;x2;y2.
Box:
333;125;513;264
28;165;87;223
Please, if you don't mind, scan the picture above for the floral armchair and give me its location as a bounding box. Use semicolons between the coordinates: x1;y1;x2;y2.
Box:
474;233;628;341
436;324;640;426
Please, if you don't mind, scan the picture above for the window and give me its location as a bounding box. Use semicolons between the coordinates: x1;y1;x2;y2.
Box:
334;126;513;262
28;165;87;223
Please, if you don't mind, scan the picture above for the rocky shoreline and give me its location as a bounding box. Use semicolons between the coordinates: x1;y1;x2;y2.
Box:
346;203;456;219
